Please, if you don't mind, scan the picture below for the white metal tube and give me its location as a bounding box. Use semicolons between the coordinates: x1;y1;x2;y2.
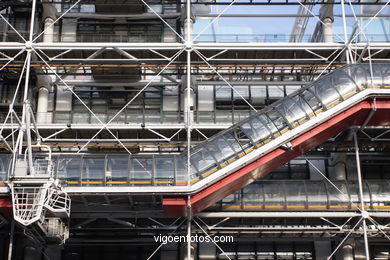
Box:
323;17;334;43
43;17;55;43
353;130;370;259
342;244;354;260
340;0;350;64
36;87;49;123
7;221;14;260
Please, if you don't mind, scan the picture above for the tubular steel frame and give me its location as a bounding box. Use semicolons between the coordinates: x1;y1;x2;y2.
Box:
0;0;390;259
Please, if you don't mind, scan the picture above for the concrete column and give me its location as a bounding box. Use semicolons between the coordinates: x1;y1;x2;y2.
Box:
322;17;334;43
36;87;49;123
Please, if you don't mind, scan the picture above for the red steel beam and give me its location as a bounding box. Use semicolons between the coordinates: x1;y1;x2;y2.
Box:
0;196;13;219
163;97;390;216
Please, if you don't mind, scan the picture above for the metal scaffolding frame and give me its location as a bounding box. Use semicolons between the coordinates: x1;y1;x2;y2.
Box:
0;0;390;259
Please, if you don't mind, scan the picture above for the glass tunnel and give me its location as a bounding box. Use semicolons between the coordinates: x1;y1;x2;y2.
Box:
1;63;390;187
209;180;390;211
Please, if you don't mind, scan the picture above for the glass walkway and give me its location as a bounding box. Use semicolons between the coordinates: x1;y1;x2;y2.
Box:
1;64;390;189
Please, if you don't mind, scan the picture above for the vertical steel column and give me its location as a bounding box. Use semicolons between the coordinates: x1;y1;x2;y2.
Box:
7;221;14;260
17;0;37;175
187;195;192;260
353;130;370;259
340;0;351;64
186;0;192;186
186;0;192;258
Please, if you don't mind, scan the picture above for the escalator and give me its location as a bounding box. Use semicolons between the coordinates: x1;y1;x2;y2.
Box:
2;63;390;217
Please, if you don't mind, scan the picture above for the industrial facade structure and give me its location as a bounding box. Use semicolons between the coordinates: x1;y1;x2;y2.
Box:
0;0;390;259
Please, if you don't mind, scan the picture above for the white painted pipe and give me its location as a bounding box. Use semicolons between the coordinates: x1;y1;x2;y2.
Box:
342;244;354;260
323;17;334;43
184;19;194;42
36;87;49;123
43;17;55;43
183;87;195;125
36;15;55;123
332;153;347;180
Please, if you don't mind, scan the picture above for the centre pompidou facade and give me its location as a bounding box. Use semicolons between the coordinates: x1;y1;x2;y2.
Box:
1;0;390;259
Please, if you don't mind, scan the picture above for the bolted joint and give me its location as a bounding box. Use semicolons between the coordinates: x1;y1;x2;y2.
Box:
185;41;193;50
361;210;369;219
25;41;33;50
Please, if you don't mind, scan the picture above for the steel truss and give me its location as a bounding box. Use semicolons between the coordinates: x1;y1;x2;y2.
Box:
0;0;390;259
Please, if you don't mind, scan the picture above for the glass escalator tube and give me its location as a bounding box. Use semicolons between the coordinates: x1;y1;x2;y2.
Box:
54;64;390;186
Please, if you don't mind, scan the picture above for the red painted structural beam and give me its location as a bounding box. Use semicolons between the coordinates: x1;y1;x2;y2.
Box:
0;196;13;219
163;98;390;217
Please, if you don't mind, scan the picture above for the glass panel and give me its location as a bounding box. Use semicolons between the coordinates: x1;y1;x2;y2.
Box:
263;181;285;210
242;183;263;210
266;110;289;134
258;114;279;137
231;127;253;153
326;181;350;210
275;98;306;127
175;155;188;185
233;111;250;123
301;89;322;115
204;140;224;163
240;122;256;143
347;181;371;209
292;95;313;118
82;157;105;186
73;113;89;123
241;117;271;144
190;147;218;177
56;156;82;185
332;70;358;99
213;136;236;163
222;193;241;210
130;157;153;185
345;65;368;90
216;111;232;124
223;133;243;155
380;64;390;87
311;77;341;108
155;157;174;185
369;181;390;210
197;111;214;124
0;155;10;181
285;181;306;210
367;64;384;88
106;155;129;185
306;181;327;210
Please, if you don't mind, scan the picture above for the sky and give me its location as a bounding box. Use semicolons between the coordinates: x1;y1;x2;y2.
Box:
191;3;390;42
